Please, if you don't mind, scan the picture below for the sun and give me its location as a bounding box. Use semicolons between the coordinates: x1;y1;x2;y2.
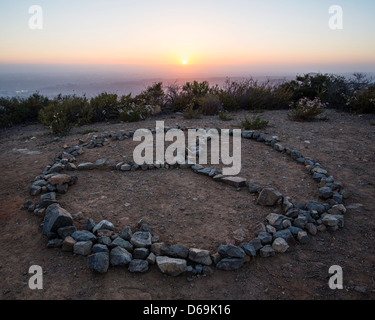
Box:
182;60;187;65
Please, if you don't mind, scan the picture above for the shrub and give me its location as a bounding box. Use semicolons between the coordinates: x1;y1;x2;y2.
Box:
118;94;151;122
218;110;234;121
0;93;50;128
182;105;202;119
90;92;119;122
136;82;165;107
288;97;326;121
197;94;222;115
38;94;90;135
345;84;375;114
242;115;269;130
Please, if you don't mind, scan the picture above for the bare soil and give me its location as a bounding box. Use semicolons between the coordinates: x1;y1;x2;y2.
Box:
0;109;374;300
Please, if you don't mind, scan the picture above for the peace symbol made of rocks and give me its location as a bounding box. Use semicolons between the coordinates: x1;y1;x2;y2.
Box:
24;126;347;277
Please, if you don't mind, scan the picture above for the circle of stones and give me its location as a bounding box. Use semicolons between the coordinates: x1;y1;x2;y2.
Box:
24;126;347;276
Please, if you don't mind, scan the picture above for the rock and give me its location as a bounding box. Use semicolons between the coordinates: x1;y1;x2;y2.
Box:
305;223;317;235
24;200;35;212
92;244;109;253
291;149;302;160
46;239;63;248
221;177;247;188
297;231;309;244
273;229;295;245
62;236;76;252
156;256;187;276
319;187;333;200
259;245;275;258
312;172;327;182
42;204;73;236
211;253;222;265
272;238;289;253
110;247;132;266
249;182;261;194
88;252;109;273
146;252;156;265
73;241;93;256
71;230;97;242
282;220;292;228
293;215;308;229
128;259;149;273
218;244;246;258
322;214;339;227
30;184;42;196
151;242;165;256
111;237;133;251
254;223;267;235
285;208;300;218
257;232;273;245
95;158;109;168
160;245;189;259
249;238;263;251
56;183;69;194
266;213;285;228
50;174;72;185
93;220;114;234
240;243;256;257
130;231;152;248
98;236;112;246
77;162;94;170
216;258;244;271
328;204;347;215
120;226;133;241
152;236;160;243
306;201;326;214
188;248;213;265
317;224;327;232
133;248;150;260
87;218;95;232
257;188;282;206
39;192;57;209
282;197;294;213
57;226;77;239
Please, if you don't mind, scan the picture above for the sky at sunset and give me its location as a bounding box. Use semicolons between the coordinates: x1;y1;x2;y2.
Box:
0;0;375;76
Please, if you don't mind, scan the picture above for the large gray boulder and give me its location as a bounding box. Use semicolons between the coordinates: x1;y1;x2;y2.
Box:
160;245;189;259
130;231;152;248
257;188;282;206
188;248;213;265
110;247;132;266
128;259;149;273
73;241;93;256
218;244;246;258
42;204;73;236
72;230;97;242
156;256;187;276
93;220;114;234
88;252;109;273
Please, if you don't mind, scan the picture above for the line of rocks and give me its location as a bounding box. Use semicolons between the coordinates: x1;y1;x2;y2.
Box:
24;125;349;278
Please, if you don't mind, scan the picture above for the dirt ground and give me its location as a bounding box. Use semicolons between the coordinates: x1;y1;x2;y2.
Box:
0;109;374;300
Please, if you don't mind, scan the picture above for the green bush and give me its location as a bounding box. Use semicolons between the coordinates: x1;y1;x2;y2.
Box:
0;93;50;128
345;84;375;114
182;105;202;119
38;94;90;135
242;115;269;130
136;82;165;107
197;94;222;115
288;97;326;121
218;110;234;121
118;94;151;122
90;92;119;122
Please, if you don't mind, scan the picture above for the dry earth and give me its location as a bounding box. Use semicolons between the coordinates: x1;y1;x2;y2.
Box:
0;109;374;300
